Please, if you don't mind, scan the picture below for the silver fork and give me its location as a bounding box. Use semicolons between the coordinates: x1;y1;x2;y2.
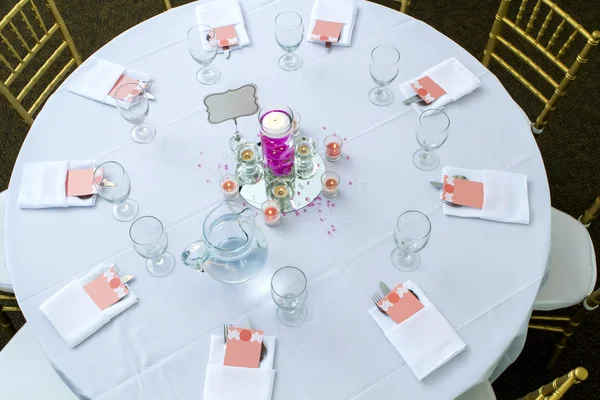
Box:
371;292;387;315
112;265;119;275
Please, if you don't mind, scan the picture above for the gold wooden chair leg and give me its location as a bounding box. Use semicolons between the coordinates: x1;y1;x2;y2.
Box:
482;0;511;67
579;195;600;228
518;367;588;400
162;0;172;11
0;306;16;338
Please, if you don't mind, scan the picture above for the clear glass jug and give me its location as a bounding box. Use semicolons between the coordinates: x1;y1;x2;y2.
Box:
182;201;268;284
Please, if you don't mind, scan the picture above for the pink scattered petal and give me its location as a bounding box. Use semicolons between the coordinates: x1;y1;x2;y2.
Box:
327;200;331;203
343;137;348;141
295;211;300;216
224;164;229;171
305;197;310;201
243;202;247;206
217;163;221;168
282;212;287;216
206;179;211;183
197;163;202;168
318;202;321;206
346;156;350;160
323;126;327;130
333;228;337;232
297;191;301;195
303;209;307;213
331;225;335;228
332;204;336;208
317;163;321;168
318;209;322;213
349;181;353;185
200;151;204;155
320;218;324;222
327;231;331;235
316;196;322;200
307;181;311;185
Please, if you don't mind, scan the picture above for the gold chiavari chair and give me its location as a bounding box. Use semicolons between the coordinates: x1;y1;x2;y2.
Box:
457;366;588;400
0;297;19;339
579;194;600;228
0;0;82;126
162;0;172;11
482;0;600;134
393;0;412;14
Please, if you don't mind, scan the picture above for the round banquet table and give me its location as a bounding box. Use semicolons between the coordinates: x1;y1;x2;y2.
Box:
4;0;551;399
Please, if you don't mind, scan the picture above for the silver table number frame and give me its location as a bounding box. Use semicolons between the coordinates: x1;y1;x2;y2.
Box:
203;84;260;124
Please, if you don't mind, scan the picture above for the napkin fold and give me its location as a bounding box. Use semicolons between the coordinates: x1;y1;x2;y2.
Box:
441;166;530;224
196;0;250;53
40;263;137;348
399;58;481;113
308;0;358;47
17;160;97;209
369;281;466;380
204;335;276;400
68;58;151;106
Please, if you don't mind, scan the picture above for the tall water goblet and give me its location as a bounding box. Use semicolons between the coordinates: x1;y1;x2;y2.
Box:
93;161;139;222
391;210;431;272
115;83;156;144
413;109;450;171
271;266;307;326
187;24;221;85
369;45;400;106
129;216;176;277
274;12;304;71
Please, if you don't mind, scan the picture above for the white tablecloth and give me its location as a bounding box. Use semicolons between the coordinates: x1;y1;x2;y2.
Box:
4;1;550;399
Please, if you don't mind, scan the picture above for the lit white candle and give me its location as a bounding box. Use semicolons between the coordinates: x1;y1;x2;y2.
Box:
219;174;239;200
262;200;281;227
262;111;291;132
321;171;340;198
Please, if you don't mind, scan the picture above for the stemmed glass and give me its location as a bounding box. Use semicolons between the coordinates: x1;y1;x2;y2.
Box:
129;216;176;277
391;210;431;272
274;12;304;71
187;25;221;85
93;161;139;222
271;266;307;326
115;83;156;144
413;109;450;170
369;45;400;106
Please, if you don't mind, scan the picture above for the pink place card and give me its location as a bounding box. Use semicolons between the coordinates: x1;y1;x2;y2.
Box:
65;169;96;197
378;283;424;324
442;175;484;208
310;20;343;43
223;327;264;368
108;75;146;100
83;266;128;311
411;76;447;104
214;25;239;48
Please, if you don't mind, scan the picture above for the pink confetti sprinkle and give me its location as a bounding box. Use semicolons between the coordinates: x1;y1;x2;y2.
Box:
283;212;287;216
346;156;350;160
217;163;221;168
331;225;335;228
197;163;202;168
343;137;348;141
200;151;204;155
349;181;353;185
295;211;300;216
309;202;314;207
243;202;247;206
305;197;310;201
206;179;211;183
224;164;229;171
327;200;331;203
332;204;336;208
318;202;321;206
320;218;324;222
333;228;337;232
307;181;311;185
327;231;331;235
318;209;322;213
317;163;321;168
297;191;301;195
316;196;322;200
303;209;307;213
322;126;327;130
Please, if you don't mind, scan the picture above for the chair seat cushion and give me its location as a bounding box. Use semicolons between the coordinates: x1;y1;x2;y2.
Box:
534;208;597;311
0;324;77;399
455;381;497;400
0;190;14;293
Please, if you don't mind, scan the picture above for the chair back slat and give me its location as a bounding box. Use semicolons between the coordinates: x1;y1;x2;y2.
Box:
556;29;577;60
525;0;542;34
515;0;529;27
0;0;81;126
518;367;588;400
545;18;565;51
535;8;553;42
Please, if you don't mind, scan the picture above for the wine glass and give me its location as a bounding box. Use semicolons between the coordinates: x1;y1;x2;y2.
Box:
271;266;307;326
129;216;176;277
187;25;221;85
369;45;400;106
115;83;156;144
274;12;304;71
391;211;431;271
413;109;450;171
93;161;139;222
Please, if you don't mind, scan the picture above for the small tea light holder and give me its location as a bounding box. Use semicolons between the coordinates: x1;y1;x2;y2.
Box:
295;137;318;179
321;171;340;198
219;174;239;200
262;199;281;227
272;182;290;200
235;143;263;185
293;110;301;137
324;134;343;162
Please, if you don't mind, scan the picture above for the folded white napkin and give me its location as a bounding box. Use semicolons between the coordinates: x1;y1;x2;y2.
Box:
17;160;97;209
369;281;466;380
442;166;530;224
204;335;276;400
68;58;151;106
308;0;358;47
196;0;250;53
399;58;481;113
40;263;137;348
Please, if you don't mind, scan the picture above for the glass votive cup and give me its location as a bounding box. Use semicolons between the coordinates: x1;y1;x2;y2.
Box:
262;199;282;227
295;137;318;179
270;179;293;201
324;134;343;162
321;171;340;198
293;110;301;137
219;173;239;200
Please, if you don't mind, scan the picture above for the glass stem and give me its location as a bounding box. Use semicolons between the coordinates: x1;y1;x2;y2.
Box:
401;251;413;263
419;150;431;160
117;202;129;212
153;256;165;266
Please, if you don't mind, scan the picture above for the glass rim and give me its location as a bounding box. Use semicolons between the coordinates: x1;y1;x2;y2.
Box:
129;216;164;245
271;266;307;299
274;11;303;30
187;24;216;43
370;45;401;65
258;106;294;133
321;171;340;184
115;83;145;106
93;161;125;188
219;173;239;184
323;134;343;144
262;199;280;211
419;108;450;132
396;210;431;240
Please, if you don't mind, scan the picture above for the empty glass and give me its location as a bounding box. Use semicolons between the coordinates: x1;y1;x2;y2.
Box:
413;109;450;170
271;266;307;326
115;83;156;144
130;216;176;277
93;161;139;222
369;45;400;106
391;210;431;271
187;25;221;85
274;12;304;71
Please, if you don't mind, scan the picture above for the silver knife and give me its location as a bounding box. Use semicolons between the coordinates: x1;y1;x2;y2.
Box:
403;94;421;105
224;47;231;59
430;181;443;189
121;275;134;285
379;281;391;295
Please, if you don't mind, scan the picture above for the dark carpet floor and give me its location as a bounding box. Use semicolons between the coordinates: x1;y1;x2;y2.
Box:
1;0;599;399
